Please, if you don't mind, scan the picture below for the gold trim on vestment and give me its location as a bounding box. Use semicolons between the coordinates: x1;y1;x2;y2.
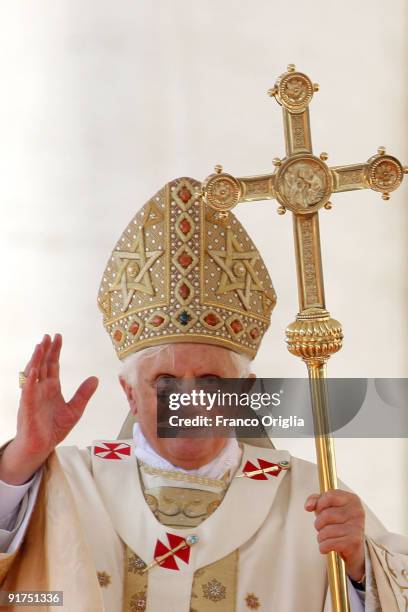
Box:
139;461;230;490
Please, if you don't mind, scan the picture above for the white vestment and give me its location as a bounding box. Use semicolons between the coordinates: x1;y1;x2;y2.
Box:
1;436;408;611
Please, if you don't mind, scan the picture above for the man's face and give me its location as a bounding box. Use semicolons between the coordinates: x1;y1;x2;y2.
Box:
119;343;250;469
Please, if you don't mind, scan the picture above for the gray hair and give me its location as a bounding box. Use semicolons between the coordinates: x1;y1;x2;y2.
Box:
119;343;252;389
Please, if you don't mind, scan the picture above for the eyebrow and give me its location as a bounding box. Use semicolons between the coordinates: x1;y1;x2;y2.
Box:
153;373;176;380
153;372;223;380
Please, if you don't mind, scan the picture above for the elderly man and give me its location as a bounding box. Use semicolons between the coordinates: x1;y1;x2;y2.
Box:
0;177;407;611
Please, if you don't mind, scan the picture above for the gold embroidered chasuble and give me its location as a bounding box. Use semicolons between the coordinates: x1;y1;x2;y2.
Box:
1;438;408;611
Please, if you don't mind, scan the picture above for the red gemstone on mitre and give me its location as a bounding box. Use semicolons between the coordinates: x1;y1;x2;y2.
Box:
179;282;190;299
230;319;243;334
204;313;220;327
250;327;260;339
178;252;193;268
129;322;140;335
113;329;123;342
151;315;165;327
179;218;191;234
178;186;192;204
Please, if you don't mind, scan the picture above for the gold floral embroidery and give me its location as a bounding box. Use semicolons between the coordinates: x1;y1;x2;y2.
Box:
130;591;147;611
123;545;148;612
191;549;238;609
97;570;111;587
128;553;147;575
245;592;260;609
202;578;226;602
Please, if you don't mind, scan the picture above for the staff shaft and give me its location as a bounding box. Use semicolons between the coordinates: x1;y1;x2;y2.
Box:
287;215;349;610
308;364;350;612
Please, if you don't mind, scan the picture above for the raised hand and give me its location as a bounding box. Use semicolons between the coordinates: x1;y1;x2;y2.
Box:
0;334;98;485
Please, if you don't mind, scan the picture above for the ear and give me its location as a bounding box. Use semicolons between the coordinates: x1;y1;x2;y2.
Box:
119;376;138;415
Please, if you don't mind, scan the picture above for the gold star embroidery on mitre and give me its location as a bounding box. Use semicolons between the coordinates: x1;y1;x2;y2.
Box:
141;200;164;227
262;290;276;316
98;293;112;318
207;229;265;310
109;228;164;311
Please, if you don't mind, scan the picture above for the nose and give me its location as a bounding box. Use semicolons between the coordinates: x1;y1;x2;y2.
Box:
176;376;198;394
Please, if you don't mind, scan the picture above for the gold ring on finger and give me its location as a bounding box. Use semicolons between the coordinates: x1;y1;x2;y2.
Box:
19;371;28;388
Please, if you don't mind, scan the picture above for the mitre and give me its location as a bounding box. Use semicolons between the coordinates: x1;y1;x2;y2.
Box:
98;177;276;359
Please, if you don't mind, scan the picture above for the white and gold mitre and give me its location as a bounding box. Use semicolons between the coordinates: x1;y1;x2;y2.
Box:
98;177;276;359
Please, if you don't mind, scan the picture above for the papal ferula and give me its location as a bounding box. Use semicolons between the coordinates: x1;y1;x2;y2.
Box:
0;178;407;611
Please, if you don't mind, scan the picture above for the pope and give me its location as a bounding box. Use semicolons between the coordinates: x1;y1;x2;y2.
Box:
0;177;407;611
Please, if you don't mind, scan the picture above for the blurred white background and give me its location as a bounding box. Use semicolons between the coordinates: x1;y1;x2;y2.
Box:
0;1;407;532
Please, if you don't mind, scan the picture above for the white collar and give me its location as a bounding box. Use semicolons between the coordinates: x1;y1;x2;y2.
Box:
132;423;242;481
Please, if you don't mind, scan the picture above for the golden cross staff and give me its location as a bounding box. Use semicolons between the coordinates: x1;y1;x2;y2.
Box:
202;64;407;612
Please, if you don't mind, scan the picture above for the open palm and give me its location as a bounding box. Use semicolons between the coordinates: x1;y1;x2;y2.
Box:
17;333;98;456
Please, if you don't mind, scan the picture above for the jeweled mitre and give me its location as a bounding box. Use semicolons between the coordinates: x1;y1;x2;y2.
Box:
98;177;276;358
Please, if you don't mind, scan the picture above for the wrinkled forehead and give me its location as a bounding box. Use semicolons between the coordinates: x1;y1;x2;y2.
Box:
133;343;242;377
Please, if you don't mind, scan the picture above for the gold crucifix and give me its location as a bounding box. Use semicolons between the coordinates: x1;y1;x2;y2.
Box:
202;63;407;612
